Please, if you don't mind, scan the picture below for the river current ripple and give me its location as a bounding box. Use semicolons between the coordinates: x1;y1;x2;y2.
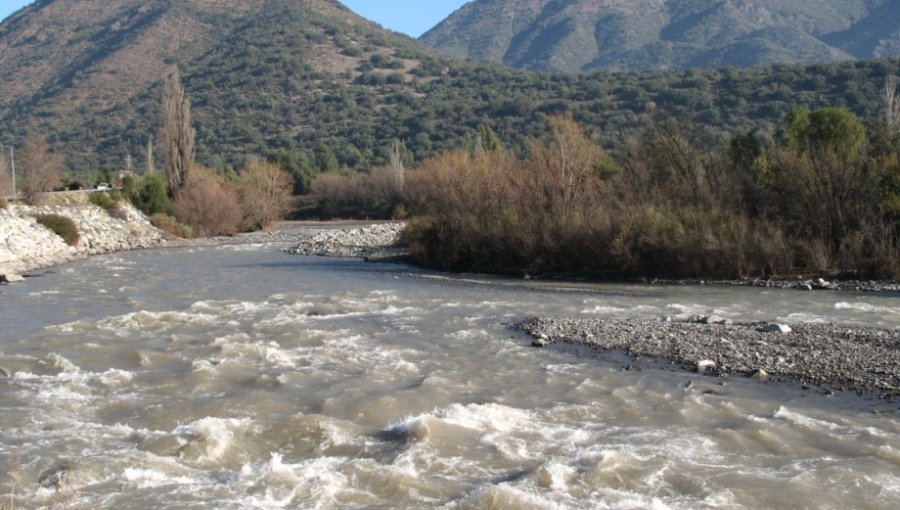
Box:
1;237;899;509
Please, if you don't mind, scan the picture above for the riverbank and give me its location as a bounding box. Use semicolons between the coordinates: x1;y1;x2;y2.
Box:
285;222;900;292
519;317;900;398
0;201;165;281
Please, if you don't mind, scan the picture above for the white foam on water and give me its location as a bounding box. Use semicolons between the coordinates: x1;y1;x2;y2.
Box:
121;467;199;489
170;417;258;465
232;454;350;509
665;303;708;319
774;407;845;434
835;301;900;315
580;301;628;315
535;460;578;491
52;310;220;336
447;484;566;510
449;329;489;340
778;312;828;324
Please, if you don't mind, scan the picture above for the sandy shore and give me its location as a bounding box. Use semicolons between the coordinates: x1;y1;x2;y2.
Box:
519;317;900;398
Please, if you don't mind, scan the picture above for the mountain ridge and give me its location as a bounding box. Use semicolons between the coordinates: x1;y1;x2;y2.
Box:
421;0;900;73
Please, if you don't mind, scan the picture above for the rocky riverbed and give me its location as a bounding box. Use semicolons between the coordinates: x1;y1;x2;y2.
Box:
640;277;900;293
287;222;408;261
0;201;165;281
519;317;900;398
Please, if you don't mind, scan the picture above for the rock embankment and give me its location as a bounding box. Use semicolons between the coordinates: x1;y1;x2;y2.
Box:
287;223;408;261
519;317;900;397
0;202;165;279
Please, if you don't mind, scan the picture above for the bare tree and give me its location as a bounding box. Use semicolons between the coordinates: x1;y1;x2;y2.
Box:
20;135;65;203
885;75;899;138
237;157;294;231
145;135;155;175
159;67;194;195
0;144;11;196
388;139;405;194
530;115;604;219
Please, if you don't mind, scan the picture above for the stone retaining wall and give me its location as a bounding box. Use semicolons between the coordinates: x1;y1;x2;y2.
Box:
0;201;165;279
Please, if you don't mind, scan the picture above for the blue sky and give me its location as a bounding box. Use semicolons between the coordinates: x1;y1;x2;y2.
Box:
0;1;469;37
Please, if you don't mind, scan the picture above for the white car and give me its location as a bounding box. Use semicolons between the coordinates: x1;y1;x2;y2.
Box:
96;183;111;191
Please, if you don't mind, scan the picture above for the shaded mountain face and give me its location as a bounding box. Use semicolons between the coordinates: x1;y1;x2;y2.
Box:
421;0;900;72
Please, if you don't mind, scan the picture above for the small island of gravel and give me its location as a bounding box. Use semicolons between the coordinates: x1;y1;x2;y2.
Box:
519;317;900;398
286;222;407;261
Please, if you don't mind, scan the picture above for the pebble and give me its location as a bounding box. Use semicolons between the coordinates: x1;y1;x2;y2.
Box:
761;323;792;334
748;368;768;380
697;359;717;373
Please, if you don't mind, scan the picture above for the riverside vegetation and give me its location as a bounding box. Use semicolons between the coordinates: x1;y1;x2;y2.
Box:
395;103;900;279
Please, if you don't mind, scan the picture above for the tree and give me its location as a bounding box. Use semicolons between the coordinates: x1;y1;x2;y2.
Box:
135;173;170;216
777;107;873;253
387;139;406;195
20;135;65;203
237;157;294;231
172;166;242;237
159;67;195;196
0;145;11;196
530;115;605;219
884;75;899;138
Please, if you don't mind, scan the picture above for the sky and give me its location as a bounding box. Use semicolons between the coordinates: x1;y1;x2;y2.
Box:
0;1;469;38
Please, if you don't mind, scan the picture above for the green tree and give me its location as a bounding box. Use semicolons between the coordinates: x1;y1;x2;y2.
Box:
136;173;170;216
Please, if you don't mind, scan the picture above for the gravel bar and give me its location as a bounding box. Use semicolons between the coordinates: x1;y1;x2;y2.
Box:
287;222;408;261
519;317;900;398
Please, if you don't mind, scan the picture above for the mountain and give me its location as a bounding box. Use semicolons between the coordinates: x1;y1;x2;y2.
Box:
0;0;897;178
0;0;433;171
421;0;900;73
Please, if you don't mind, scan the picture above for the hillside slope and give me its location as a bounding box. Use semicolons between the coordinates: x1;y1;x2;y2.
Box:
421;0;900;73
0;0;897;177
0;0;431;170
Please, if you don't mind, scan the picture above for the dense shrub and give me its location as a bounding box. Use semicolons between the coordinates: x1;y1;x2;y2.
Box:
150;213;193;239
89;191;119;210
34;214;79;246
307;166;401;219
133;173;170;216
403;112;900;278
171;166;242;237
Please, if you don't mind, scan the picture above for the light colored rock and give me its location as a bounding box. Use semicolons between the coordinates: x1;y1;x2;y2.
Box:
701;315;733;326
761;323;792;334
697;359;717;373
289;223;407;259
532;337;550;348
0;201;165;276
748;368;768;380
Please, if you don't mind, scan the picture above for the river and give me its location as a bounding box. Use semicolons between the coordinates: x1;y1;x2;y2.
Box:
1;233;899;509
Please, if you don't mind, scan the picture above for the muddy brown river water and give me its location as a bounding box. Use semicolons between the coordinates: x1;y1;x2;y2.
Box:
1;233;899;509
